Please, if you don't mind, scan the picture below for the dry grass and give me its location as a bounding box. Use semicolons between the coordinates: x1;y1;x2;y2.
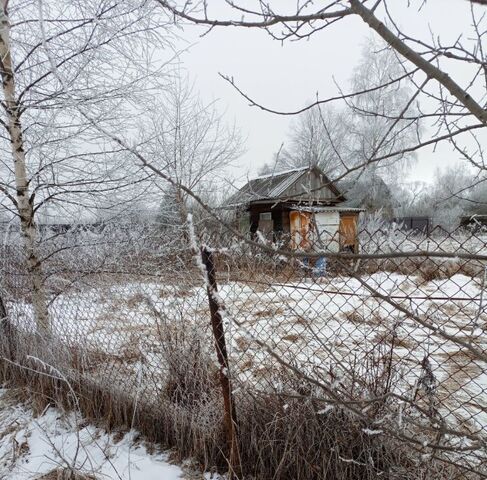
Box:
1;256;486;480
36;469;97;480
369;330;417;350
341;310;383;327
234;336;252;351
438;350;484;390
281;333;300;342
239;358;254;371
125;292;147;308
254;306;286;318
360;257;483;280
0;323;481;480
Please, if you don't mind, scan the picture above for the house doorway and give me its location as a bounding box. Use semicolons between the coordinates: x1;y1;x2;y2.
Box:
289;210;312;250
339;215;358;253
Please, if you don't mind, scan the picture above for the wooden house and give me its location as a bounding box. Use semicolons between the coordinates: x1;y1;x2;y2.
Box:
226;166;363;252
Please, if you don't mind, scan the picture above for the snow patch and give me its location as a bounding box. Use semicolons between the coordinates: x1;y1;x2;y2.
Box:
0;389;184;480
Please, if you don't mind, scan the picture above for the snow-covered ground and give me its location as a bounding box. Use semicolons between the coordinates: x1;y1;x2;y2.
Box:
5;271;487;449
0;388;187;480
225;273;487;436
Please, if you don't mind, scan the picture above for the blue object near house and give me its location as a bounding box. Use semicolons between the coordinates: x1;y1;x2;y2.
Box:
314;257;327;277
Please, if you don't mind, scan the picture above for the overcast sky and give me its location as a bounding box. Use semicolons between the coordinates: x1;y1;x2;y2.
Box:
172;0;484;186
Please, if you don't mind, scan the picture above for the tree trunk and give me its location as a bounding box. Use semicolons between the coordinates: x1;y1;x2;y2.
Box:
175;187;189;236
0;294;16;361
0;2;49;333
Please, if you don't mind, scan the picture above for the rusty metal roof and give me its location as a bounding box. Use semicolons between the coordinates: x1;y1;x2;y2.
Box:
226;166;342;207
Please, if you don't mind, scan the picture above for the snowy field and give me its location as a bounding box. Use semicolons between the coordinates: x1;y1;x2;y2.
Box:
6;270;487;445
0;388;188;480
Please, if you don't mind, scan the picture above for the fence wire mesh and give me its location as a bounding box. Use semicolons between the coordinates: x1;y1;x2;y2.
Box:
1;222;487;479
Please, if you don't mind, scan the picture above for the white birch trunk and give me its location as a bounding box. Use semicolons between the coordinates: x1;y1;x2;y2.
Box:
0;2;49;333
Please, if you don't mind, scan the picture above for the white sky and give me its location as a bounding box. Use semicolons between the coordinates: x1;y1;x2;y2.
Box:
173;0;484;186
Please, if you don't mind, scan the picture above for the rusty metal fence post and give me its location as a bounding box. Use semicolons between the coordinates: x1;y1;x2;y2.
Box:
200;247;241;479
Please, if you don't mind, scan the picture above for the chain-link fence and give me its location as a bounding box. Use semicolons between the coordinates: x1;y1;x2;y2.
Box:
1;223;487;479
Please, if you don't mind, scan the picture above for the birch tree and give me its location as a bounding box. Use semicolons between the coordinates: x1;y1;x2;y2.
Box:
0;0;49;330
0;0;172;333
271;38;420;187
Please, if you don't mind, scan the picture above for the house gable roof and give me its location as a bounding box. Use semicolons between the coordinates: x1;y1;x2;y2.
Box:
226;165;344;207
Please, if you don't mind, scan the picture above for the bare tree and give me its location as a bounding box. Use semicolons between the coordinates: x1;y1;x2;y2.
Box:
430;166;474;228
346;38;420;180
140;74;241;227
390;180;430;217
0;0;172;332
398;165;476;228
267;37;420;193
273;106;349;177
